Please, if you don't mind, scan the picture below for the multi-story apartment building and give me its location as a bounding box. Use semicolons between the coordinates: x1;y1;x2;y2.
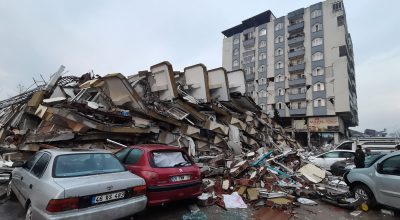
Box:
221;0;358;146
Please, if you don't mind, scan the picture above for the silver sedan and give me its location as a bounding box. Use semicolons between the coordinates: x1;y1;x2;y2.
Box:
8;149;147;220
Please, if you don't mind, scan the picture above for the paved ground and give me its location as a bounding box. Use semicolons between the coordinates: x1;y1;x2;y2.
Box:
1;195;398;220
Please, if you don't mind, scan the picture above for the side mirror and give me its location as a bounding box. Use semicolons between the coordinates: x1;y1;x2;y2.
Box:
11;161;25;168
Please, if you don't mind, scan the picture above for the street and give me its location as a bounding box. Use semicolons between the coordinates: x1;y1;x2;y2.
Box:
0;197;397;220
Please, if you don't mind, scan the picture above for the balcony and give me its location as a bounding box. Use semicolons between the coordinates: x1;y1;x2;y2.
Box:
290;108;306;115
243;38;255;48
287;22;304;33
245;73;255;81
288;78;306;86
288;63;305;72
288;49;305;58
288;36;304;46
289;93;306;100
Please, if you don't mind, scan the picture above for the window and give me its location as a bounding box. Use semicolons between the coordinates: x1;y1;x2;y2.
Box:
312;52;323;61
259;52;266;60
259;65;266;72
277;102;284;110
125;149;143;164
23;152;43;171
233;60;239;67
115;148;130;162
339;152;355;159
54;153;125;178
275;48;283;56
312;23;323;32
275;61;283;69
320;151;340;158
337;142;353;150
259;28;266;36
337;15;344;26
233;38;240;44
260;104;266;110
313;98;326;107
291;101;306;109
333;1;343;12
312;38;323;47
31;153;51;178
151;151;192;168
312;67;324;76
233;49;239;56
339;45;348;57
381;155;400;175
244;32;254;40
259;40;266;48
275;23;283;31
258;78;267;85
275;35;283;43
277;88;285;96
311;9;322;18
275;74;284;82
313;82;325;91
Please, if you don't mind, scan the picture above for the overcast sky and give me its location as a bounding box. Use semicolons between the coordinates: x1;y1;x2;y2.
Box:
1;0;399;133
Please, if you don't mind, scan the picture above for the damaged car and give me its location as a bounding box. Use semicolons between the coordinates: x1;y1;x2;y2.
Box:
8;149;147;220
115;144;202;206
345;151;400;209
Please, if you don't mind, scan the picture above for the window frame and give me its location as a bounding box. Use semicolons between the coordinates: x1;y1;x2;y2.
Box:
275;23;283;31
312;23;323;32
233;48;239;56
380;155;400;176
259;40;266;48
259;28;267;36
233;60;239;67
311;9;322;18
312;67;324;76
312;52;324;61
312;38;323;47
233;38;240;45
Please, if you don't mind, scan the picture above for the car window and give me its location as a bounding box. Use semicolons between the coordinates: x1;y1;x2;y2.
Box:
381;155;400;176
125;149;143;165
23;152;44;171
337;142;352;150
115;148;131;162
53;153;126;178
339;152;355;158
30;153;51;178
321;152;340;158
151;151;192;168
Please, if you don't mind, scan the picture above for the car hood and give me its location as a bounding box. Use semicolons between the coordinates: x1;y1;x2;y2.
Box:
53;171;145;198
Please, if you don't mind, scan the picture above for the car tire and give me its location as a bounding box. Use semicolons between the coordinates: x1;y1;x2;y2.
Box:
6;181;16;201
25;204;32;220
352;184;377;209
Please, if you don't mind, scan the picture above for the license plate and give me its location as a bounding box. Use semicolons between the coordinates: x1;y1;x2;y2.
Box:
171;175;191;182
92;191;125;204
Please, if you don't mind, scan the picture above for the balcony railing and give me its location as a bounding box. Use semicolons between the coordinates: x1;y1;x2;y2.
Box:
243;38;255;48
288;22;304;33
288;78;306;86
288;36;304;45
288;49;305;58
289;108;306;115
288;63;305;72
289;93;306;100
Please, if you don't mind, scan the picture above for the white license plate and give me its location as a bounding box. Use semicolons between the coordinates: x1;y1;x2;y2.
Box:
171;175;191;182
92;191;125;204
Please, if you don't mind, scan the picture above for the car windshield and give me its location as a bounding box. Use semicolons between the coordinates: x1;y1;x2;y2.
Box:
54;153;125;177
151;151;192;168
365;153;386;167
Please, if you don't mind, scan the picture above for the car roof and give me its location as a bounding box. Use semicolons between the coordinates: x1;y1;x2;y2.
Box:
41;148;111;156
128;144;183;152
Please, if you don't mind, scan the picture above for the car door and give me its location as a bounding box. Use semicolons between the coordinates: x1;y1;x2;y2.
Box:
15;152;43;203
124;148;144;175
316;151;340;170
374;155;400;208
22;153;51;206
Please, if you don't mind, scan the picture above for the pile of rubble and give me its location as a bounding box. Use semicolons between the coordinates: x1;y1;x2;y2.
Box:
0;62;359;218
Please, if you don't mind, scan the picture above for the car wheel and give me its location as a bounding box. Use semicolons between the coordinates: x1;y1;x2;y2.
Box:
352;184;377;209
25;204;32;220
6;181;16;201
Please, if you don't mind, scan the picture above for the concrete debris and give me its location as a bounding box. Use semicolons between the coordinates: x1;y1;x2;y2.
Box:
0;63;360;215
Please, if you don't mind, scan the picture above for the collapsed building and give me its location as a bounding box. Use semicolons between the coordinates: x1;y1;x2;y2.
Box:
1;63;360;218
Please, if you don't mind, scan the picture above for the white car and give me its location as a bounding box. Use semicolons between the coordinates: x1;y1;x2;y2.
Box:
308;150;355;171
8;149;147;220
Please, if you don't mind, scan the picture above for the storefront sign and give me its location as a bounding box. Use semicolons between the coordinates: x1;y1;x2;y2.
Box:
308;117;339;132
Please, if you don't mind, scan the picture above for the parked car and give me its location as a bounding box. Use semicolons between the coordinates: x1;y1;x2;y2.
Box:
330;153;387;176
115;144;202;206
308;150;355;171
345;151;400;209
8;149;147;220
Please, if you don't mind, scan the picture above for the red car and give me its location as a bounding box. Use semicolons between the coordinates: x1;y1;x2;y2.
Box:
114;144;202;206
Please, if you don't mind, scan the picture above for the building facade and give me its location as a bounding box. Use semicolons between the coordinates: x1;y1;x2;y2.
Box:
221;0;358;147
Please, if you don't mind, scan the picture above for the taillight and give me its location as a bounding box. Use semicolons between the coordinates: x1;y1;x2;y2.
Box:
46;198;79;213
132;185;146;197
141;171;158;185
194;168;201;179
